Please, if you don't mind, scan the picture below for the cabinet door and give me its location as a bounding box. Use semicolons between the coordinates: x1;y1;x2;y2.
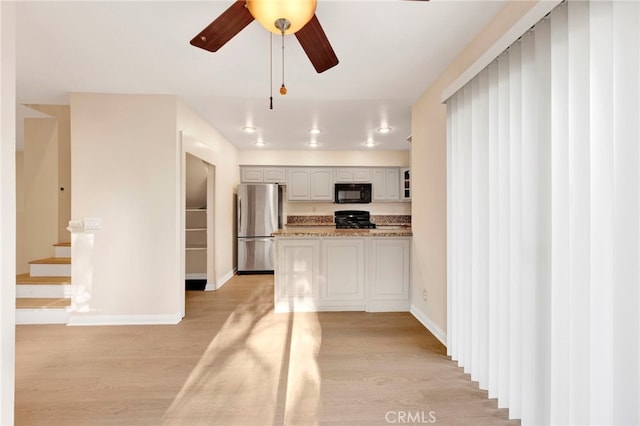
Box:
321;239;365;305
274;239;320;312
368;238;410;311
372;168;400;201
335;168;353;182
372;168;388;200
353;169;372;182
309;169;333;200
287;169;311;200
385;168;400;200
241;167;263;182
263;168;286;183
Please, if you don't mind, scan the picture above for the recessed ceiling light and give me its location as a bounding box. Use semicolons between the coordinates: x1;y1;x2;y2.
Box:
309;141;318;148
243;126;257;133
255;139;265;147
365;139;376;148
309;128;321;135
376;126;392;134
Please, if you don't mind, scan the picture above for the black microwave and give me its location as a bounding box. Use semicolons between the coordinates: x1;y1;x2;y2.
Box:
334;183;372;204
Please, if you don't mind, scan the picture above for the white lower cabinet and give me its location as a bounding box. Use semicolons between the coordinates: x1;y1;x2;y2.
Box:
368;238;411;312
275;236;410;312
274;239;320;312
320;238;365;309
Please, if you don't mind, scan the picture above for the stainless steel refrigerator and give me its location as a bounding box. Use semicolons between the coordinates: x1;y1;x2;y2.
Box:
237;183;281;273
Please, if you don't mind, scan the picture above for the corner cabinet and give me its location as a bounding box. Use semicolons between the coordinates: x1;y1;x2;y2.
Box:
287;168;333;201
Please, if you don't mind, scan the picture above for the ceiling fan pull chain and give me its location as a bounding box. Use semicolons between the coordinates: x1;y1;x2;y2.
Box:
280;29;287;95
270;32;273;110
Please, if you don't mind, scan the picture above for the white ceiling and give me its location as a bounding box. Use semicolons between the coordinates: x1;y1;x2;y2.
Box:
15;0;506;151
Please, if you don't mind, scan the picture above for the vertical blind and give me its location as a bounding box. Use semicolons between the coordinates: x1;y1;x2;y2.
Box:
446;1;639;424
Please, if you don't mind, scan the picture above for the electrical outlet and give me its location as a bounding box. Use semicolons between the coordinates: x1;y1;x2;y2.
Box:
423;289;428;302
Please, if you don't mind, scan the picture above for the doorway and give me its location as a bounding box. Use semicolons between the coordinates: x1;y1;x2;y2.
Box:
185;153;210;290
180;133;216;318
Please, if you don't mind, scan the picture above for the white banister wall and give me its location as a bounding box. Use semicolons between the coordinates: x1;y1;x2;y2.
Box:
445;1;640;424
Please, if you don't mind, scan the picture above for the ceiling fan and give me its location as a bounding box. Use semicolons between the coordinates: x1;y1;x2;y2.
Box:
190;0;339;74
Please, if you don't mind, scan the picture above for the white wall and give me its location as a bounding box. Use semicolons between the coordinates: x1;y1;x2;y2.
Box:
26;104;71;244
410;0;538;343
24;117;59;264
67;94;239;324
0;2;16;423
185;153;208;209
69;93;182;324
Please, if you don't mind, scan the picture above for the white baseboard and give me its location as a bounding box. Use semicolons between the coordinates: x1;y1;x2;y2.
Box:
410;304;447;347
67;312;182;326
186;273;207;280
207;269;235;291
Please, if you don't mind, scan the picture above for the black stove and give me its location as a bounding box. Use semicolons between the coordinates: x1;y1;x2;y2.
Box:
334;210;377;229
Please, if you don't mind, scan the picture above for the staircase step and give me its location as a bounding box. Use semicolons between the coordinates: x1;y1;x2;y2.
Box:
53;242;71;257
16;298;70;325
17;285;71;298
16;273;71;284
29;257;71;277
16;298;71;309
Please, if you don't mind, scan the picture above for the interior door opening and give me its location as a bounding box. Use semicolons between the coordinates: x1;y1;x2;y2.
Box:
184;153;215;293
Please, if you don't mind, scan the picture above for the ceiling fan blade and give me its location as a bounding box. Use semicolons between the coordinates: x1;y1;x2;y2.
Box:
295;15;339;74
190;1;254;52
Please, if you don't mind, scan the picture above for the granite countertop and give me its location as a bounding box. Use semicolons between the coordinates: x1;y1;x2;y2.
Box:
273;226;412;237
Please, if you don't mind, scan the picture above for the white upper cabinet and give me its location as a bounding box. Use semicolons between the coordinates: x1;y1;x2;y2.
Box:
241;167;263;183
287;168;333;201
263;168;286;183
287;169;312;200
372;168;400;201
241;165;408;203
334;168;372;183
240;167;286;183
310;169;333;200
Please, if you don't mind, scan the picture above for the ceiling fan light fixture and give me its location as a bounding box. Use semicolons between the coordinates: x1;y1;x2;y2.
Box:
246;0;317;35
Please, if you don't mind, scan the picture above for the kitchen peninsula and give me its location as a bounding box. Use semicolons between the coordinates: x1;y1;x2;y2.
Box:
272;224;412;313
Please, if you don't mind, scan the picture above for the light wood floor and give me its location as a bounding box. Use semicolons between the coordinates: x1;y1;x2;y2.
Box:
15;275;518;426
